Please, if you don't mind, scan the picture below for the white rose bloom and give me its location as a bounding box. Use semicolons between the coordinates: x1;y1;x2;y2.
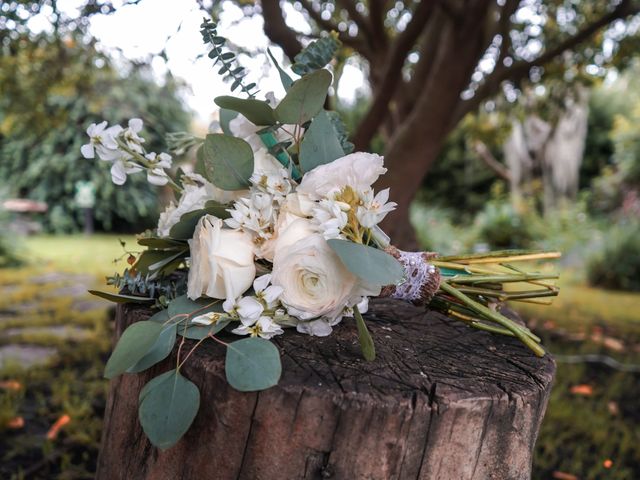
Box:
271;233;379;323
281;192;315;217
187;215;256;302
297;152;387;199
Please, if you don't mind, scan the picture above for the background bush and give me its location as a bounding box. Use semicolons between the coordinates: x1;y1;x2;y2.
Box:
0;33;191;233
587;222;640;292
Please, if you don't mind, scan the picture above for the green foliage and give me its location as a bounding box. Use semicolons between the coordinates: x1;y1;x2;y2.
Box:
327;239;404;286
354;305;375;361
167;294;222;322
214;96;276;126
138;369;200;450
475;199;541;249
587;222;640;292
225;337;282;392
291;33;341;76
200;18;257;97
104;321;163;378
127;323;177;373
168;202;230;240
202;134;254;190
0;32;190;233
300;110;344;172
274;69;332;124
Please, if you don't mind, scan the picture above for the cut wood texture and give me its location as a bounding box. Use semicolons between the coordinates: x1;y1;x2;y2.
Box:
97;299;555;480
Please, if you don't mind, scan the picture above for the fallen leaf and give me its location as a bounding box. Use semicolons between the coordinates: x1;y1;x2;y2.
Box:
552;472;579;480
7;417;25;429
602;336;624;352
46;414;71;440
0;380;22;391
570;384;594;396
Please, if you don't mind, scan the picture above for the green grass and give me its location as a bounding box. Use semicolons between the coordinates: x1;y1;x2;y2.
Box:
21;234;136;277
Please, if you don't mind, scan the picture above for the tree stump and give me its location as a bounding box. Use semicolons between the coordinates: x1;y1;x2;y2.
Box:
97;299;555;480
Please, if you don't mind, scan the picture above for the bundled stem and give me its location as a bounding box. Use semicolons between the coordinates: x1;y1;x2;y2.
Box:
381;249;560;357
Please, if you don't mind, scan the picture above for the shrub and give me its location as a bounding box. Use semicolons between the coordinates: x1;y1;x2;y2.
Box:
587;222;640;291
474;200;541;249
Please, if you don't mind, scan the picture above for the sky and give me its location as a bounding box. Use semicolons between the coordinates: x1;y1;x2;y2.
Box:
28;0;367;124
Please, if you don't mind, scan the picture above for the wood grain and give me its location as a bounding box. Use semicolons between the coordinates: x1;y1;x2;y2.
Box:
97;299;555;480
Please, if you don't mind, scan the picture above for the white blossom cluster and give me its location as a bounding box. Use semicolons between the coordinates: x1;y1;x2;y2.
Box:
81;118;173;186
86;111;397;340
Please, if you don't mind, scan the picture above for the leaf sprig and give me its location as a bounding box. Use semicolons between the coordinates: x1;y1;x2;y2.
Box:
200;18;258;97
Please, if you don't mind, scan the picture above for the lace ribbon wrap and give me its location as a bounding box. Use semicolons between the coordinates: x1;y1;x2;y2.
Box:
380;246;441;306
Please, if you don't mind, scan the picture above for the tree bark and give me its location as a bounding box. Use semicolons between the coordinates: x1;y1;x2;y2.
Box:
97;299;555;480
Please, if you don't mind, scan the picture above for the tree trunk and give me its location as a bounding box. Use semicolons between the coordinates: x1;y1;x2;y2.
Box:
97;299;555;480
379;4;489;249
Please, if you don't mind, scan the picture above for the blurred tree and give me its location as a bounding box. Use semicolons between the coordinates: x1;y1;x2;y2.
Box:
0;1;191;232
241;0;640;245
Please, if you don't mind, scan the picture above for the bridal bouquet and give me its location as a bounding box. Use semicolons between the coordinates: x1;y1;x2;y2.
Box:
86;21;559;450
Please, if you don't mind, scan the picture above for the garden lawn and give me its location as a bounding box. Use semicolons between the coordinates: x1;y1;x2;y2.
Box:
0;234;133;479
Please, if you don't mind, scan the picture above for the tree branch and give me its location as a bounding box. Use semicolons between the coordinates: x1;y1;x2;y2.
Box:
261;0;303;60
352;0;436;149
298;0;371;56
472;140;512;182
452;0;639;123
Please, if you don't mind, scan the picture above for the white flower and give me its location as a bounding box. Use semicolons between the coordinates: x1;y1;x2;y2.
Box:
253;148;285;176
281;192;315;217
110;156;142;185
81;121;123;160
253;274;283;308
250;166;293;200
356;188;397;228
231;315;284;339
225;192;276;240
123;118;145;153
271;233;379;322
145;152;172;186
297;152;387;199
223;296;264;323
157;173;244;237
191;311;226;326
187;215;256;302
312;199;350;240
229;115;295;153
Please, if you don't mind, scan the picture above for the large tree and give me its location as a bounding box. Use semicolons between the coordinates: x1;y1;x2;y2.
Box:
255;0;640;246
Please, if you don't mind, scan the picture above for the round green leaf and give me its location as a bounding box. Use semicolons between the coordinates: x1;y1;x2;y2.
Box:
214;96;276;126
127;323;177;373
225;337;282;392
327;239;405;286
104;321;163;379
168;295;223;321
138;369;200;450
274;69;332;125
202;133;254;190
300;109;344;173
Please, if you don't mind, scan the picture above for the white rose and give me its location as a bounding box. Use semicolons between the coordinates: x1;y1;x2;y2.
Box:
157;173;245;237
257;212;313;262
297;152;387;199
271;233;379;322
253;148;283;175
281;192;315;217
187;215;256;302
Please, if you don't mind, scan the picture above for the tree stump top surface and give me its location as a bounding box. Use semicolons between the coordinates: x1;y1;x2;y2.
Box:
127;298;554;405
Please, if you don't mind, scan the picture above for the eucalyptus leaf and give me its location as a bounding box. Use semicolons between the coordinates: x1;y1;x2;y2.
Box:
178;319;231;340
147;309;170;323
225;337;282;391
202;134;254;190
104;321;164;379
127;323;177;373
267;48;293;91
214;96;276;126
168;295;223;322
168;202;230;240
274;69;332;125
299;110;344;173
137;237;186;249
219;108;238;135
88;290;154;304
138;369;200;450
134;249;184;276
354;305;375;361
327;239;404;286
